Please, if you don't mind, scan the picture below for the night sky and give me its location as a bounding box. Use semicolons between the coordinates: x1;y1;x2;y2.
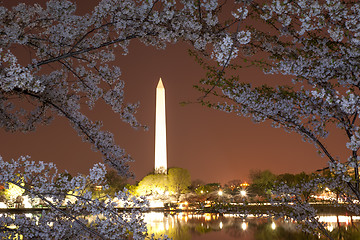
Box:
0;0;349;184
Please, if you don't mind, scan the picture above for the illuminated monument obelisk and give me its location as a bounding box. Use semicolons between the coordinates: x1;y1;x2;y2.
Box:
154;78;167;174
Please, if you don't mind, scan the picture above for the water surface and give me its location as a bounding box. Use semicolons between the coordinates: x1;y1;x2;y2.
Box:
144;212;360;240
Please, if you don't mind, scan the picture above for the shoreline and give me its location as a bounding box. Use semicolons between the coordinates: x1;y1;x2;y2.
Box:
0;203;357;215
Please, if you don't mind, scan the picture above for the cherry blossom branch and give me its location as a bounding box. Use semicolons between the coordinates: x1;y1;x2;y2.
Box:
8;180;107;240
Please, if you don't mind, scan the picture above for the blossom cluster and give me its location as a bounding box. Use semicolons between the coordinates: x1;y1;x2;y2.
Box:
0;156;154;239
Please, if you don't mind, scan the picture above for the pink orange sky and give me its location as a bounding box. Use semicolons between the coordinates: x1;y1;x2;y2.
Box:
0;0;349;184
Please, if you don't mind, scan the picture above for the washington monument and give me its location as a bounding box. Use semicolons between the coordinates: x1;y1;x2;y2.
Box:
154;78;167;174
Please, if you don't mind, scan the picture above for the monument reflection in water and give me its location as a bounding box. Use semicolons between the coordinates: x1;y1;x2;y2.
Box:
144;212;360;240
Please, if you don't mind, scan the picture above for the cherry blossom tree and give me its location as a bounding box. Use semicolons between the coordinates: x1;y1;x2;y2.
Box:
195;0;360;239
0;156;150;239
0;0;247;238
0;0;236;177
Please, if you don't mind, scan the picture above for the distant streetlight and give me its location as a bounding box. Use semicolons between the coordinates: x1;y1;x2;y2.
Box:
218;190;223;196
240;190;247;197
241;221;247;231
271;222;276;230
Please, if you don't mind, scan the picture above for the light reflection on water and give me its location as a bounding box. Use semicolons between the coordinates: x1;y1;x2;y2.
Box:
144;212;360;240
